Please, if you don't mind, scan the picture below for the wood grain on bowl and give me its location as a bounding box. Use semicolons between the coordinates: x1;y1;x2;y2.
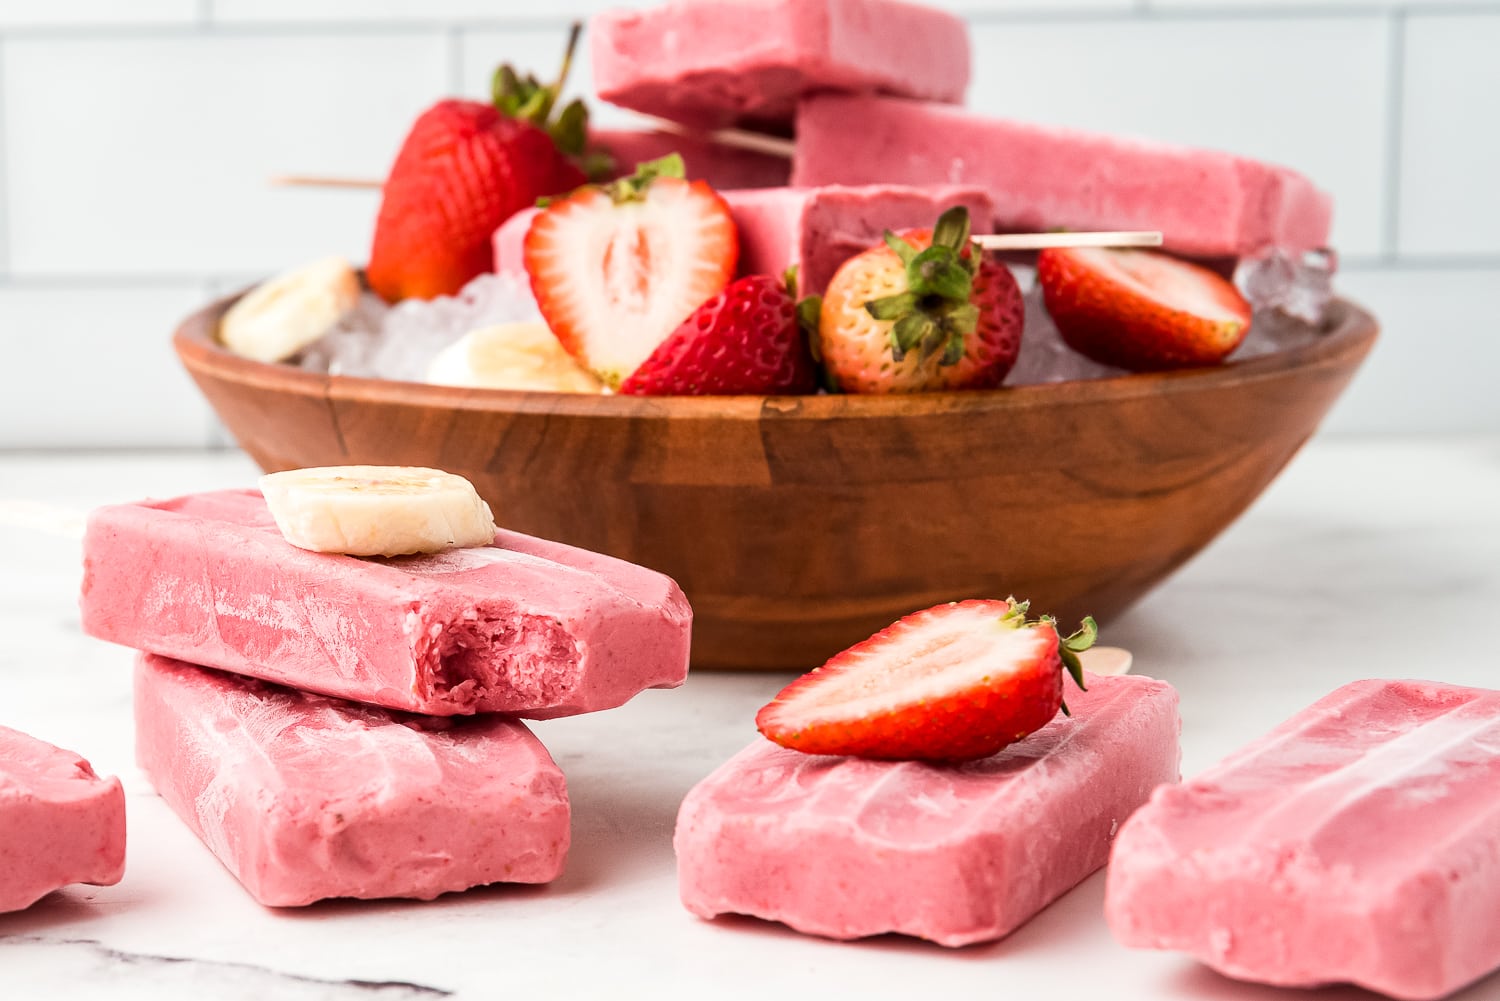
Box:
175;298;1377;671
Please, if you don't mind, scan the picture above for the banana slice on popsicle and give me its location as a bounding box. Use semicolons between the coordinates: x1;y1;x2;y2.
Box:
260;466;496;557
220;257;360;363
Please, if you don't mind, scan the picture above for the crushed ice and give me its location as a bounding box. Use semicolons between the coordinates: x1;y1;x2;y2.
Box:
296;251;1337;388
299;272;542;381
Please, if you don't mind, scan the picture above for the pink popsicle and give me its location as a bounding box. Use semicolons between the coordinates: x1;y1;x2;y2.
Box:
1106;679;1500;1001
0;725;125;913
793;94;1333;259
592;128;790;190
135;652;570;907
591;0;970;130
675;672;1180;946
81;490;691;718
495;185;994;296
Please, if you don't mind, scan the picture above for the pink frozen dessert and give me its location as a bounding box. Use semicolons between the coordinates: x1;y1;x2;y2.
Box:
496;184;993;296
592;128;790;191
793;94;1333;260
1106;678;1500;1001
81;490;691;718
675;672;1180;946
0;725;125;913
591;0;970;130
135;652;570;907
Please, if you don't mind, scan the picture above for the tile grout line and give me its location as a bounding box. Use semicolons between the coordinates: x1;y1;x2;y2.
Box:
1382;9;1408;260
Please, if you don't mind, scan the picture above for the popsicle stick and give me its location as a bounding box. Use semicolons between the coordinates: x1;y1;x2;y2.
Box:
269;174;382;190
1076;646;1134;677
973;232;1163;251
636;116;796;159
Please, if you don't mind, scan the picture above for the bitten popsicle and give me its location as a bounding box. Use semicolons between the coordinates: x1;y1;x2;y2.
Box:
591;0;970;130
135;653;570;907
0;725;125;913
675;672;1180;946
81;489;691;718
792;94;1333;260
1106;678;1500;1001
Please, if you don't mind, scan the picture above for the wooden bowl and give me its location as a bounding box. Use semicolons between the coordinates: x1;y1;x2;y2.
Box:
175;297;1377;671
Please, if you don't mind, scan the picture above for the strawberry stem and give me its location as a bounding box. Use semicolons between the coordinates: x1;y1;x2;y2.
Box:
999;597;1095;693
862;206;983;367
490;21;596;164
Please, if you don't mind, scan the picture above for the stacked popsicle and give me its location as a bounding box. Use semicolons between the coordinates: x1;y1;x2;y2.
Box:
79;467;692;907
589;0;1331;262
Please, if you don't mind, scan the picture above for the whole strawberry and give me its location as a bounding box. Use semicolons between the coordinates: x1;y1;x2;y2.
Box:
818;207;1024;393
1037;246;1253;370
367;28;595;302
756;598;1096;762
619;273;817;396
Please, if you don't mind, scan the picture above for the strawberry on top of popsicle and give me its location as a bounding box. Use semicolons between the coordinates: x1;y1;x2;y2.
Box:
756;597;1097;762
367;27;599;303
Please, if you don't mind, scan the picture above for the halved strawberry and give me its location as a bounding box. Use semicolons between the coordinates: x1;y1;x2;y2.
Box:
618;272;816;396
756;599;1096;762
523;156;738;389
1037;247;1253;371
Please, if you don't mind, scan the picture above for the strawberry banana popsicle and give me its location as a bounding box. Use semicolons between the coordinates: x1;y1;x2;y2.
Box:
0;725;125;913
677;601;1181;946
1107;679;1500;1001
591;0;970;130
81;488;691;718
135;653;569;907
793;94;1333;260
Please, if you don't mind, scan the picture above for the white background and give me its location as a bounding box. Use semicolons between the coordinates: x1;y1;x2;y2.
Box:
0;0;1497;448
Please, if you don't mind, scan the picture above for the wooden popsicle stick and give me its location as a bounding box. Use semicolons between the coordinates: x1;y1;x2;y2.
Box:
973;231;1163;251
269;174;382;190
1076;646;1134;677
635;115;797;159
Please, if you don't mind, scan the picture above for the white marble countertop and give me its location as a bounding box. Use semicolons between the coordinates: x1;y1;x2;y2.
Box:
2;439;1499;1000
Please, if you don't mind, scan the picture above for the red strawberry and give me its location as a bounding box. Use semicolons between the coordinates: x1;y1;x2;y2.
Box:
524;156;738;389
367;29;596;303
618;273;817;396
1037;247;1253;370
817;207;1024;394
756;599;1096;762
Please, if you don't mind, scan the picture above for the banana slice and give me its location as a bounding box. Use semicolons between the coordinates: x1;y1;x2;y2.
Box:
260;466;496;557
1077;646;1134;676
220;257;361;364
427;322;605;394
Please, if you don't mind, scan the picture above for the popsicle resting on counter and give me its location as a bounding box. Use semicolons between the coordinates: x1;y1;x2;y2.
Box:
134;652;571;907
1106;678;1500;1001
0;725;126;914
676;671;1181;946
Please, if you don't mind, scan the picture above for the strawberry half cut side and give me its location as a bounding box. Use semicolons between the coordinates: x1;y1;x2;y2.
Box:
524;155;738;388
756;599;1096;763
1038;246;1253;371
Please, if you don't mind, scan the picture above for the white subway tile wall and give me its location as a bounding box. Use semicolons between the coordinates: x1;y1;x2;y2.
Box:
0;2;1494;448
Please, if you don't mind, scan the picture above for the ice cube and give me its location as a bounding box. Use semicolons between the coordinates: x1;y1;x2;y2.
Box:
299;272;543;382
1006;272;1129;386
1236;248;1337;327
